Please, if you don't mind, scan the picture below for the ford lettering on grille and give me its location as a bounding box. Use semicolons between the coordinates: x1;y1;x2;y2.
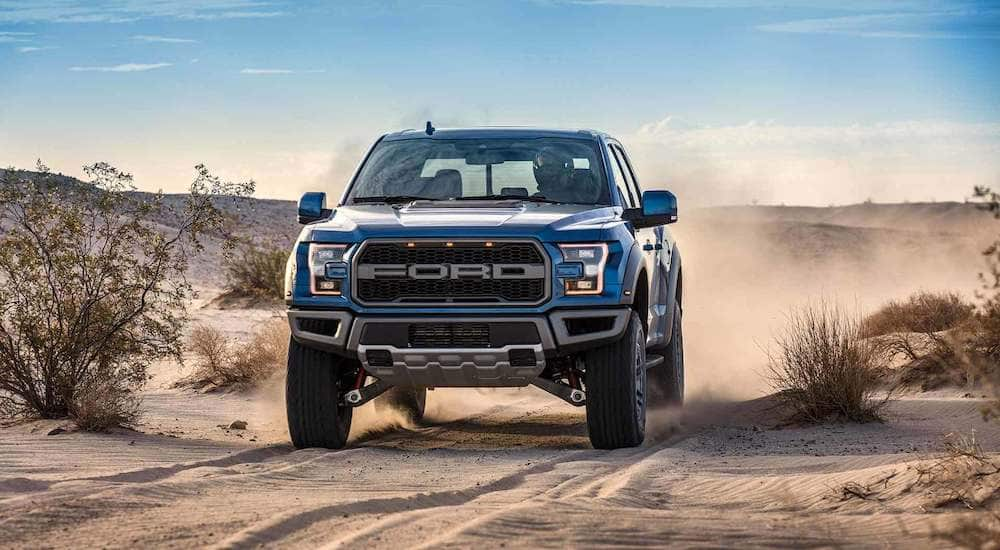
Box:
353;241;548;305
357;263;545;280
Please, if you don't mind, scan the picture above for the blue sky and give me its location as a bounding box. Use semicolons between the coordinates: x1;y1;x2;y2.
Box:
1;0;998;205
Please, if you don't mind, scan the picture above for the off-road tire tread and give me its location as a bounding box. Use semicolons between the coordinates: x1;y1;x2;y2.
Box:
286;338;352;449
585;311;645;449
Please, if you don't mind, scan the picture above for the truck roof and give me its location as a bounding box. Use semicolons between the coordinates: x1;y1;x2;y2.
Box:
381;126;611;142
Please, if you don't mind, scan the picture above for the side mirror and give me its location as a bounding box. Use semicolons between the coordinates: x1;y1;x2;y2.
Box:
630;190;677;228
298;192;331;224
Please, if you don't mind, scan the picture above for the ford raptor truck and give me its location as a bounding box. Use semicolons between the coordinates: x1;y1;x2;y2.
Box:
284;125;683;450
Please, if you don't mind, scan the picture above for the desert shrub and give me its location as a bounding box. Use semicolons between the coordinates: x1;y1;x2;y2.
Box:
861;292;979;391
973;185;1000;419
768;302;892;423
188;325;229;376
966;300;1000;421
223;240;288;300
70;380;143;432
181;319;289;390
861;291;974;338
0;163;253;427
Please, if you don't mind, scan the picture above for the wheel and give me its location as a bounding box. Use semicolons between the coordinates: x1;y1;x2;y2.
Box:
584;310;647;449
650;302;684;406
375;386;427;423
285;337;354;449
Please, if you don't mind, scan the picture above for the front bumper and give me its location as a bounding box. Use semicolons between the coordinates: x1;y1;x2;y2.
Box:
286;308;630;387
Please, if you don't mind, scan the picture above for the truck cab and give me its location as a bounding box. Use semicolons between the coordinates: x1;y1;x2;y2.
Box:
285;126;683;450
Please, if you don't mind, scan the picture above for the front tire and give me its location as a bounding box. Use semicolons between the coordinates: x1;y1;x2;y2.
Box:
285;338;354;449
585;311;647;449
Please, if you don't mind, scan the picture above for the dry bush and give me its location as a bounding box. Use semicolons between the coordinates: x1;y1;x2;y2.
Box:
968;300;1000;420
924;433;1000;548
223;240;288;301
188;325;228;376
918;433;1000;509
861;291;974;338
70;381;143;432
768;302;892;423
861;292;982;392
972;185;1000;420
875;295;1000;397
838;432;1000;547
181;319;289;391
0;164;252;428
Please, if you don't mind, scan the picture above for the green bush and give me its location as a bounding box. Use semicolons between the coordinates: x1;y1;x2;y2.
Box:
0;163;252;427
223;240;288;300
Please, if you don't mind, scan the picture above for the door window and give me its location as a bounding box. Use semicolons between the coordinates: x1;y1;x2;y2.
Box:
607;145;637;208
613;144;643;204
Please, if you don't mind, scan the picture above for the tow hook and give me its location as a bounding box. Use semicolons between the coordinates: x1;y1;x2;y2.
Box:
341;377;393;407
344;389;364;405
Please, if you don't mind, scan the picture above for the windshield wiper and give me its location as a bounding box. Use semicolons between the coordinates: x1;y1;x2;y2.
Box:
352;195;435;204
452;194;565;204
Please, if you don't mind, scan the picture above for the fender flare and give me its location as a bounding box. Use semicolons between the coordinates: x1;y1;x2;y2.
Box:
619;241;645;306
663;245;682;344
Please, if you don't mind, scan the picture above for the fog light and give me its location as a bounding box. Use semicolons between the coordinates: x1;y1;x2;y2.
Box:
317;280;341;292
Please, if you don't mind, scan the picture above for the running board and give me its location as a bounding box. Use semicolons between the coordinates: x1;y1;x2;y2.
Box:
644;354;665;370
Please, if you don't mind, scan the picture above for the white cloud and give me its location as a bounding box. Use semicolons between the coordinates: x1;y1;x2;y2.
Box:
178;10;284;20
0;1;287;24
562;1;966;9
69;62;173;72
17;45;55;52
131;34;198;43
626;116;1000;206
757;9;1000;39
0;30;33;42
240;68;293;74
239;68;326;75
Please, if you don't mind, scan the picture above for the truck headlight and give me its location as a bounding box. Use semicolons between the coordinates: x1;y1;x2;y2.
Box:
309;244;348;295
557;243;608;295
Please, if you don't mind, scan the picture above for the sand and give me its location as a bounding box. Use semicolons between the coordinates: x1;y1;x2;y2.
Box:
2;377;996;548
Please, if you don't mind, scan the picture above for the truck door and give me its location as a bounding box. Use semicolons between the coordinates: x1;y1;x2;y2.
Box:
610;143;670;348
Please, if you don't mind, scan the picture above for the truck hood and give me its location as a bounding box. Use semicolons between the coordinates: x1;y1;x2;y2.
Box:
302;202;622;243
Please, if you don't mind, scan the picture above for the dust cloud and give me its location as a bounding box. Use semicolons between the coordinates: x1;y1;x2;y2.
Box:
673;204;992;400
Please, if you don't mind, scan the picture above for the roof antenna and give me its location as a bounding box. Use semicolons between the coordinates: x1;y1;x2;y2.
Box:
425;120;435;135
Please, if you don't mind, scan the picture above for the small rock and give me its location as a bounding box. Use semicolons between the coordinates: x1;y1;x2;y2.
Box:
229;420;248;430
128;440;136;446
46;427;66;436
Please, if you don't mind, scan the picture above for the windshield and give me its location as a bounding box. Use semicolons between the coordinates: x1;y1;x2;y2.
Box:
346;138;610;205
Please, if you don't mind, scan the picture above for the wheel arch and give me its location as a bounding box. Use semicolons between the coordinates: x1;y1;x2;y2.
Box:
664;245;682;344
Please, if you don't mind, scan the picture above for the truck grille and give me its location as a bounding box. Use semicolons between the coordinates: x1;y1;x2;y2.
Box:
353;240;548;305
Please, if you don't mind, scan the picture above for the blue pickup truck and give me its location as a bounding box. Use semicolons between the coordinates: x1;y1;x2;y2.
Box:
284;125;683;450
